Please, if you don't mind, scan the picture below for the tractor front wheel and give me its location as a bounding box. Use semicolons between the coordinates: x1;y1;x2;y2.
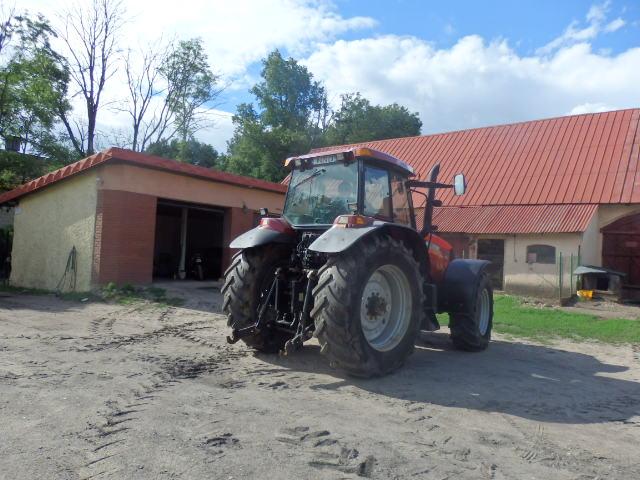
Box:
449;274;493;351
311;235;425;377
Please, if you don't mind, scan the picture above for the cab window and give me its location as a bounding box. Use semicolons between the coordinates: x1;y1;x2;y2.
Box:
390;173;411;225
363;166;391;218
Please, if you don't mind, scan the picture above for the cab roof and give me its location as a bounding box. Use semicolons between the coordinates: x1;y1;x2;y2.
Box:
285;147;415;176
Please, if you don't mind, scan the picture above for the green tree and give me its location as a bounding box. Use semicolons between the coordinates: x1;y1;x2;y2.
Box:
0;11;75;191
323;93;422;146
145;138;219;168
250;50;328;132
122;38;222;152
160;38;222;143
0;12;71;156
224;50;329;182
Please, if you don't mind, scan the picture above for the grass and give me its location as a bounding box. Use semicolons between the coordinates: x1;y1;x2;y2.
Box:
438;294;640;345
0;284;52;296
100;283;184;307
0;282;184;307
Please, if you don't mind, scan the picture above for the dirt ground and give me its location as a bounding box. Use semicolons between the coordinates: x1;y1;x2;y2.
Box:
561;300;640;320
1;286;640;480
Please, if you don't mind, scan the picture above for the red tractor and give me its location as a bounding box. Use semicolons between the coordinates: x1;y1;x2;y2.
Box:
223;147;493;376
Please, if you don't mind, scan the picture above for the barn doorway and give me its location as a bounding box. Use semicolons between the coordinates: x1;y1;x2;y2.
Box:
477;239;505;290
602;213;640;286
153;200;225;281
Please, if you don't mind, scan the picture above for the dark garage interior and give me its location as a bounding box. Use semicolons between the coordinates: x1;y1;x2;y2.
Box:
153;200;225;280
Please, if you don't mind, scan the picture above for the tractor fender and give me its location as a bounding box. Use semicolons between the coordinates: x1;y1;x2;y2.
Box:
309;222;430;268
307;224;379;253
439;259;490;314
230;226;295;249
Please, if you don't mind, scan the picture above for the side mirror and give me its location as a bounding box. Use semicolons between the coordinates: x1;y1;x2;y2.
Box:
453;174;466;196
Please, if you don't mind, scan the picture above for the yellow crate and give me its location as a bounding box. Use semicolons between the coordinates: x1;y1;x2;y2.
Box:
577;289;594;299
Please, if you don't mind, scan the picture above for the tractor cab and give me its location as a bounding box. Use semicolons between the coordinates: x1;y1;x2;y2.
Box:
283;148;416;229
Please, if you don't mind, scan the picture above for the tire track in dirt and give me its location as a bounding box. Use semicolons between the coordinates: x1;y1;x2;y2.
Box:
500;414;638;478
276;426;375;477
88;306;143;337
78;307;249;479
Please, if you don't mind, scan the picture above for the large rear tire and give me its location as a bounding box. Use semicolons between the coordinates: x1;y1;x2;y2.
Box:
222;244;292;353
311;235;425;377
449;274;493;351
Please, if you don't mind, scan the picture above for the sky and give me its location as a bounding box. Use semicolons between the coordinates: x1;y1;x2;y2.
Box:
16;0;640;152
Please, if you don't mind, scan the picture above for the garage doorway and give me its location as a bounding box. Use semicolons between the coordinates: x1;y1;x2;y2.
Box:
153;200;225;281
477;239;505;290
602;213;640;286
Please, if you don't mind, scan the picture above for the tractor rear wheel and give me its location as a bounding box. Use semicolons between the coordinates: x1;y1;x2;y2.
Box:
222;244;292;353
311;235;424;377
449;274;493;351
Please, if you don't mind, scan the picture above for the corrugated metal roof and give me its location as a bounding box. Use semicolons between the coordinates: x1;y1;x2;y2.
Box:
432;204;598;234
312;108;640;206
0;148;287;204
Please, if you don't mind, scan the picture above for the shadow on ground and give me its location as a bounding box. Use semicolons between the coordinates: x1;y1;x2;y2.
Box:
258;332;640;425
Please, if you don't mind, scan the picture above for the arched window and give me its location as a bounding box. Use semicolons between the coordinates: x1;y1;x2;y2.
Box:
526;244;556;264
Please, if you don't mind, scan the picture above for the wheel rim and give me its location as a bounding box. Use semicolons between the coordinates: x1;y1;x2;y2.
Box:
478;288;490;336
360;264;412;352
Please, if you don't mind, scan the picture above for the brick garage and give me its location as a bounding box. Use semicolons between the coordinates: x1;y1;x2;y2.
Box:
0;148;286;291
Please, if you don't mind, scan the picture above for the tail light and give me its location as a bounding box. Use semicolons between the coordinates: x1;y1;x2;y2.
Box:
333;214;374;228
259;217;294;234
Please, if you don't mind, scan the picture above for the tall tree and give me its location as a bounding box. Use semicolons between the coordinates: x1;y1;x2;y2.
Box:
251;50;328;132
323;93;422;146
161;39;222;143
57;0;124;157
0;10;74;190
145;138;219;168
121;38;222;152
225;50;328;181
121;43;165;152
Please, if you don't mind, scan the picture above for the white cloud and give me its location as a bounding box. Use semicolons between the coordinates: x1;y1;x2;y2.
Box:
569;102;617;115
587;1;609;24
17;0;375;153
604;17;625;32
538;1;625;54
195;110;235;152
304;35;640;135
20;0;375;78
13;0;639;154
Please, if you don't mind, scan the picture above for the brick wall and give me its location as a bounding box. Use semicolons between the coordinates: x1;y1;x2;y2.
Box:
222;206;257;271
94;190;157;285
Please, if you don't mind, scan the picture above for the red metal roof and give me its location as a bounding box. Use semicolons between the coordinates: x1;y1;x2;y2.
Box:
432;204;598;234
0;147;287;204
312;108;640;207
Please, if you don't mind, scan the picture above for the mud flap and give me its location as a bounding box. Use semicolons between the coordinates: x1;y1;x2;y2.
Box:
440;259;490;314
423;283;440;331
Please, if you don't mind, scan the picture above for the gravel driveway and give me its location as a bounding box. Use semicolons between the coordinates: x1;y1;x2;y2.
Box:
1;289;639;479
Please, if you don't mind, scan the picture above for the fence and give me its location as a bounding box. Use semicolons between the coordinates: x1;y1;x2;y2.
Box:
557;251;581;302
499;250;581;301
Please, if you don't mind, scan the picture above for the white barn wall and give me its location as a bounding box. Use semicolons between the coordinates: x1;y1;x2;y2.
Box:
504;233;582;297
472;233;583;297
